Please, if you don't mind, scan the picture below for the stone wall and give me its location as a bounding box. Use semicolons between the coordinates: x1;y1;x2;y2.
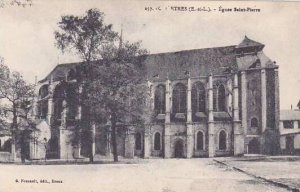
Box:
266;69;276;129
246;70;262;135
193;122;208;157
95;127;108;155
59;129;74;159
150;124;164;157
214;122;233;156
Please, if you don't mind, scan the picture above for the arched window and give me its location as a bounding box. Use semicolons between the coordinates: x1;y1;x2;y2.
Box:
251;118;258;128
219;130;227;150
66;84;77;120
38;101;48;119
67;69;76;81
172;83;186;113
53;84;65;120
135;132;142;150
154;85;165;114
38;85;49;119
39;84;49;99
192;82;206;113
2;139;11;152
154;132;161;150
213;83;226;112
197;131;204;150
213;84;218;111
218;84;226;111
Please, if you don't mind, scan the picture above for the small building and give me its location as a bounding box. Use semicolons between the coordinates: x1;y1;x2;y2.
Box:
0;129;11;152
279;109;300;155
0;129;12;162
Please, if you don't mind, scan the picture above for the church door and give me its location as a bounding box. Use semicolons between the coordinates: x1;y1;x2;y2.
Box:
248;138;260;154
286;136;294;155
47;136;59;159
174;140;184;158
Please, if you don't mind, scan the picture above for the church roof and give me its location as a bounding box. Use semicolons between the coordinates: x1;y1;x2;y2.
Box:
236;36;265;49
39;62;80;83
236;51;275;71
141;46;237;81
280;110;300;121
39;36;276;83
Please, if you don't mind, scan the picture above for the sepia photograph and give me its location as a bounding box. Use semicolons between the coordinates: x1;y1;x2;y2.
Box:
0;0;299;191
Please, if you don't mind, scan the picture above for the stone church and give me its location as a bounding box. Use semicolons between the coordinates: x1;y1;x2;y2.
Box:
31;36;280;159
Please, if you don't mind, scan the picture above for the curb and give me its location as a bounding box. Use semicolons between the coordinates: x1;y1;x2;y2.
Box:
0;159;144;165
213;159;300;192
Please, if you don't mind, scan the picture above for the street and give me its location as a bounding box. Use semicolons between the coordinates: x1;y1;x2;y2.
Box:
0;158;289;192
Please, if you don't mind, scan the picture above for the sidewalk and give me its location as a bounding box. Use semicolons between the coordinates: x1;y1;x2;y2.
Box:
214;156;300;192
0;154;148;165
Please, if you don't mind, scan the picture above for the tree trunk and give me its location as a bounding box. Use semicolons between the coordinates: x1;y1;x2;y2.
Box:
11;106;18;162
20;133;26;163
111;114;118;162
77;128;81;158
11;133;16;161
89;125;94;163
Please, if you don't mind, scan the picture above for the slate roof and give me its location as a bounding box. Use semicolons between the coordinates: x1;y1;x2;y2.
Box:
39;63;80;83
236;36;264;49
39;36;277;83
213;112;231;120
280;110;300;121
236;51;274;71
142;46;237;81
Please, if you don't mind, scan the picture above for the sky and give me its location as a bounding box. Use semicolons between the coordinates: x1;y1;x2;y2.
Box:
0;0;299;109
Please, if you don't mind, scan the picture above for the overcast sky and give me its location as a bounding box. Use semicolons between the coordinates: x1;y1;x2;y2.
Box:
0;0;299;109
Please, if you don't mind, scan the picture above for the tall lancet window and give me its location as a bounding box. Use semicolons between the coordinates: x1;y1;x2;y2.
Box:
172;83;187;113
197;131;204;150
213;84;218;111
135;132;142;150
154;85;166;114
213;82;226;112
218;84;226;112
219;130;227;150
39;84;49;99
192;82;206;113
67;69;76;81
38;84;49;119
154;132;161;150
66;84;77;120
53;84;65;120
251;118;259;128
